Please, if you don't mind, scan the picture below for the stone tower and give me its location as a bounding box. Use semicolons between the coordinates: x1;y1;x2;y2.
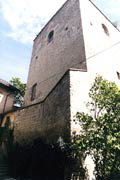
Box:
24;0;87;106
24;0;120;107
10;1;120;178
15;0;120;146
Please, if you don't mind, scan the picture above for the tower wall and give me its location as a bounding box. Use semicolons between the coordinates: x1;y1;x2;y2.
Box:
24;0;86;106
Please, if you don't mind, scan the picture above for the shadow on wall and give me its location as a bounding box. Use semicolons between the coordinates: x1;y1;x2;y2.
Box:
0;121;86;180
8;138;86;180
0;112;120;180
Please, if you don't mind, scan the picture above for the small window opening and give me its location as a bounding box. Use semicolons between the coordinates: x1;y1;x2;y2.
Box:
65;27;68;31
31;83;37;101
48;30;54;43
90;22;93;26
117;71;120;80
5;116;10;128
35;56;38;59
101;24;109;36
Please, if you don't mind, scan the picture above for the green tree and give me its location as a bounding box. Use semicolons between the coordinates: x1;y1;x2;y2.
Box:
73;76;120;179
10;77;26;107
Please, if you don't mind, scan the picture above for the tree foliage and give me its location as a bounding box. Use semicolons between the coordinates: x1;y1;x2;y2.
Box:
10;77;26;107
74;76;120;179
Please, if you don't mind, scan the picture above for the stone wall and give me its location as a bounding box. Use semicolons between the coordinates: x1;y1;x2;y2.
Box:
14;71;71;145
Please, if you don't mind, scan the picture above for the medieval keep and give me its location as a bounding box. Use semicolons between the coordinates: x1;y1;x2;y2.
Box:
20;0;120;142
15;0;120;144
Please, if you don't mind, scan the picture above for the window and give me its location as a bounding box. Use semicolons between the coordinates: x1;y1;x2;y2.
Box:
5;116;10;128
117;71;120;80
65;26;68;31
31;83;37;101
101;24;109;36
90;22;93;26
48;30;54;43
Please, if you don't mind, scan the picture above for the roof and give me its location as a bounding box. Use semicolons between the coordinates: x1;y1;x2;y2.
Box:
0;79;19;92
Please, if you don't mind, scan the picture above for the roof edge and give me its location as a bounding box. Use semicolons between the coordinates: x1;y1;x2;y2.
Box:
89;0;120;33
0;79;19;92
34;0;119;42
17;68;87;110
34;0;69;41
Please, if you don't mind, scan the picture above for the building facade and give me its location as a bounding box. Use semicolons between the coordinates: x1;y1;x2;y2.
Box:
4;0;120;178
0;79;17;115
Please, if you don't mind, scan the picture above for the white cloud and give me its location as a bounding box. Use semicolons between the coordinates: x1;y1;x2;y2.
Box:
0;0;120;44
0;0;66;44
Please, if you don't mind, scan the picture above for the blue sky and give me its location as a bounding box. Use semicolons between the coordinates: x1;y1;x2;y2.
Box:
0;0;120;83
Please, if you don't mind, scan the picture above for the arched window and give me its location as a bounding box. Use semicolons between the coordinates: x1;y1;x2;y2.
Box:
101;24;109;36
48;30;54;43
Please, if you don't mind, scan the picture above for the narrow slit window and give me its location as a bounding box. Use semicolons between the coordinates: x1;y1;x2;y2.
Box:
117;71;120;80
101;24;109;36
5;116;10;128
31;83;37;101
48;30;54;43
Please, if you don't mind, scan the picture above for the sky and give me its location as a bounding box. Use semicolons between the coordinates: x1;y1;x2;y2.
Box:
0;0;120;83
